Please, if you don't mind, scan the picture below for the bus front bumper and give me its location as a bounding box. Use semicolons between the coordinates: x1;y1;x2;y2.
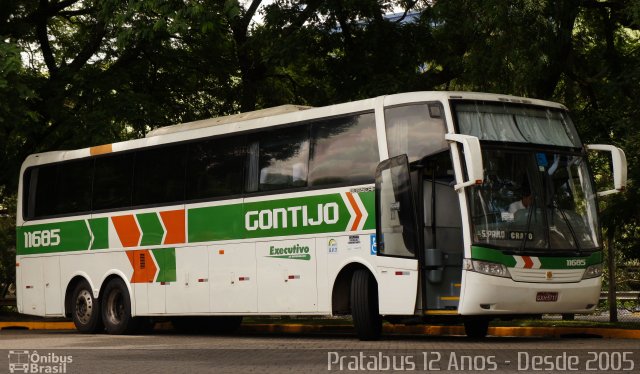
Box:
458;270;601;315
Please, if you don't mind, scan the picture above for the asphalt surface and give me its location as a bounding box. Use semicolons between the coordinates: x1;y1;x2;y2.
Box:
1;329;639;373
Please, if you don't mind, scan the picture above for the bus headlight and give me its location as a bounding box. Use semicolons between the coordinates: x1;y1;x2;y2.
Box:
467;259;511;278
582;264;603;279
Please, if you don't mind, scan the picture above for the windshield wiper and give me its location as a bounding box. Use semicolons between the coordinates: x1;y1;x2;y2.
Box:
549;199;582;253
518;198;535;252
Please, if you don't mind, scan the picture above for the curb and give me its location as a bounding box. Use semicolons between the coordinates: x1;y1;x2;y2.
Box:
2;321;640;339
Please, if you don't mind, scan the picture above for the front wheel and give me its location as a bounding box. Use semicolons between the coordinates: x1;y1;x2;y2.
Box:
71;280;103;333
350;269;382;341
101;278;137;334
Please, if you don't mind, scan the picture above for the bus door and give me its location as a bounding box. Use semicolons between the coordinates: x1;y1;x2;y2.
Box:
420;151;463;311
375;155;420;259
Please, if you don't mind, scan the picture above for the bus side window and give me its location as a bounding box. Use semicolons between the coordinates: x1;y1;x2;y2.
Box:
385;103;448;163
253;125;310;192
308;113;378;186
93;153;134;211
29;159;93;218
186;136;246;200
133;144;187;206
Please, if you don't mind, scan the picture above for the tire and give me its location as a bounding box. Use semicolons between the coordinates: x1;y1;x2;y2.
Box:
464;318;490;338
101;278;137;335
350;269;382;341
71;280;103;333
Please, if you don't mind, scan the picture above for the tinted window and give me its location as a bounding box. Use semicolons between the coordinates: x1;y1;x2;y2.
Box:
309;113;378;186
93;153;134;211
454;102;581;147
187;137;245;199
385;103;448;162
32;159;93;217
133;144;187;206
253;125;310;192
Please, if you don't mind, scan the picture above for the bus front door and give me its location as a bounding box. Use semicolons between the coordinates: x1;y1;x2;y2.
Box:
421;152;464;312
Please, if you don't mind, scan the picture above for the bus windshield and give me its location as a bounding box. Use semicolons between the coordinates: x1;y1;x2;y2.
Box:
454;101;582;148
468;149;600;252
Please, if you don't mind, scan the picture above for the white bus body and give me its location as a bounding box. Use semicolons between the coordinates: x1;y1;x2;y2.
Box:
16;91;626;339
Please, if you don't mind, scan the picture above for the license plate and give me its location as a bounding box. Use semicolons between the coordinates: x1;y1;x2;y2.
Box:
536;292;558;302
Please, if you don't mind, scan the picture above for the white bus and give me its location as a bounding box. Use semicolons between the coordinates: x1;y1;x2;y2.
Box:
16;91;626;340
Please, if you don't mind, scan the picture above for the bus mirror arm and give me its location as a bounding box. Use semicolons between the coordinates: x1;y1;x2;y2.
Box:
445;134;484;191
585;144;628;197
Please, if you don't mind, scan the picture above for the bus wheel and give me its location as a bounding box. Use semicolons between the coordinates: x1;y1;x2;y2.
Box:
71;280;103;333
351;269;382;341
464;318;490;338
102;278;136;334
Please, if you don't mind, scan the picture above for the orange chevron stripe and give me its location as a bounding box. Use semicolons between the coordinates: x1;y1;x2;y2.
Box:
126;250;157;283
160;209;185;244
345;192;363;231
112;215;141;247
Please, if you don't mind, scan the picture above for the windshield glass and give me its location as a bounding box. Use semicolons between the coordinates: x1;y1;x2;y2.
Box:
454;101;582;148
468;149;600;252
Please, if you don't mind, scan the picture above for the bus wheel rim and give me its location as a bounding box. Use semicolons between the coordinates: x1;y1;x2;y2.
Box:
106;289;124;326
75;289;93;324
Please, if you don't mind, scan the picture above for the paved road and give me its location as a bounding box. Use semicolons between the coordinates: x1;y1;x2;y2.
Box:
1;330;639;373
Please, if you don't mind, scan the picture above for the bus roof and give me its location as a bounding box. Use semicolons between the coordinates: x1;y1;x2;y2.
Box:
20;91;567;168
145;104;313;137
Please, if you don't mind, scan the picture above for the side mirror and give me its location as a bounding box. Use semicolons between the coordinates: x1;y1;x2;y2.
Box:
585;144;627;197
445;134;484;190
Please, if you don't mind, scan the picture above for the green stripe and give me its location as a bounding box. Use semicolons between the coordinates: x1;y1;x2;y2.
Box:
471;246;602;269
137;213;164;246
89;218;109;250
18;190;376;255
471;246;517;267
359;191;376;230
152;248;176;282
243;193;350;238
17;220;91;255
188;204;244;242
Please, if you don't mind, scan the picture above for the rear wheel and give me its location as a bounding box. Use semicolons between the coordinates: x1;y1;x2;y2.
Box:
101;278;137;334
350;269;382;341
71;280;103;333
464;318;490;338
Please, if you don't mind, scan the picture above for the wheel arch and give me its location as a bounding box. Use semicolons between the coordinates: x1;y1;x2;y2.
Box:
63;273;95;318
330;260;378;315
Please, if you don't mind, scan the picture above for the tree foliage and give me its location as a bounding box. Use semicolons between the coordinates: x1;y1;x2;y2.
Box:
0;0;639;284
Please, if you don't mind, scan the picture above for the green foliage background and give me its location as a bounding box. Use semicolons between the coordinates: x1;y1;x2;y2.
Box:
0;0;638;287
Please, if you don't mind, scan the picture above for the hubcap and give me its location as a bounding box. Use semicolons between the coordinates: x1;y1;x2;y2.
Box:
75;289;93;325
106;289;125;326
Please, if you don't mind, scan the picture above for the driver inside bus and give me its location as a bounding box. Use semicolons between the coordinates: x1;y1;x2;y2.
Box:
508;189;533;214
